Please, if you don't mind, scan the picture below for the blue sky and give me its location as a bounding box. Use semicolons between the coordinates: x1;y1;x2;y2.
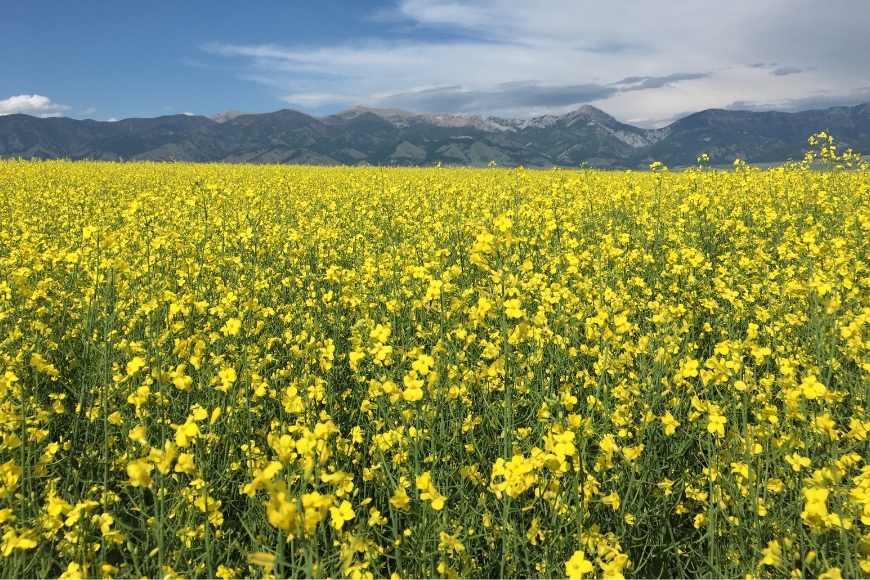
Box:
3;0;870;127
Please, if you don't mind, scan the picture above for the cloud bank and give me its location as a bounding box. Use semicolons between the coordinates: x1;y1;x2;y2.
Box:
201;0;870;126
277;75;711;120
0;94;71;117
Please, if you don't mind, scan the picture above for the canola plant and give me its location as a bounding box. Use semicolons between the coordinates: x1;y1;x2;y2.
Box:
0;136;869;578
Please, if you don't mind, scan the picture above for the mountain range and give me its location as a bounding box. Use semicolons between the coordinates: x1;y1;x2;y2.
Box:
1;102;868;169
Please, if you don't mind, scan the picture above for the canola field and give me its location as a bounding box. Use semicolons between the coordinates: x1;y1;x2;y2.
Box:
1;138;869;579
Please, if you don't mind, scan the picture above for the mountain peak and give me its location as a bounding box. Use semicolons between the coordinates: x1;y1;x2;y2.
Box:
571;104;618;122
210;110;253;123
335;106;416;120
574;104;608;115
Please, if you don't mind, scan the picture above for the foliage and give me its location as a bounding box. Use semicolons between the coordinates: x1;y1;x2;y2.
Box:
0;136;869;578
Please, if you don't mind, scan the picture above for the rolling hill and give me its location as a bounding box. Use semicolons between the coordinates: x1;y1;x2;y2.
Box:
1;102;868;169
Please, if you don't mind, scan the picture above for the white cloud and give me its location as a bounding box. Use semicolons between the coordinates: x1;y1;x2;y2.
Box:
279;77;709;120
726;86;870;113
107;118;118;122
0;94;71;117
279;92;356;108
203;0;870;125
183;112;195;116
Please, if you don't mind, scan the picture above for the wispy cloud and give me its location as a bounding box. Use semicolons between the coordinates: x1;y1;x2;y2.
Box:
207;36;713;118
279;77;709;119
200;0;870;124
384;82;620;111
613;73;711;91
0;94;71;117
726;86;870;113
278;92;356;108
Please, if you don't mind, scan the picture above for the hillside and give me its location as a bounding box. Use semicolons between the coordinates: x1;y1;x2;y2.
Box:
2;102;868;168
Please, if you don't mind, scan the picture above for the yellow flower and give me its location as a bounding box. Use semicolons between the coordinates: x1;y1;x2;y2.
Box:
761;540;784;568
1;528;38;556
438;531;466;556
390;486;411;511
369;323;391;343
600;553;630;579
368;507;387;527
174;453;197;475
565;550;594;579
126;459;153;488
348;349;366;371
602;491;620;511
127;385;151;409
681;358;700;378
503;298;525;319
174;418;201;448
416;471;447;510
126;356;147;377
661;411;680;436
801;487;830;529
656;478;675;496
265;486;298;532
242;461;283;497
411;354;435;375
216;367;237;392
329;500;355;530
785;452;811;472
128;425;147;444
622;444;644;461
599;434;619;455
172;364;193;391
800;375;826;400
490;455;536;498
149;441;178;475
706;412;726;437
402;371;424;402
246;552;276;575
58;562;84;580
548;429;576;459
221;317;242;336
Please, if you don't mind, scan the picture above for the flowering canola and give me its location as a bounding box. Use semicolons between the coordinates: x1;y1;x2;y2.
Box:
1;137;870;578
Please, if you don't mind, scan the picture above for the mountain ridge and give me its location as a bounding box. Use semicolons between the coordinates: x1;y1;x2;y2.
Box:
2;103;868;169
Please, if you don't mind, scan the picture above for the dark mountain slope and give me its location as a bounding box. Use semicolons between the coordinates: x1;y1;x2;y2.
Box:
1;103;868;168
633;104;870;166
